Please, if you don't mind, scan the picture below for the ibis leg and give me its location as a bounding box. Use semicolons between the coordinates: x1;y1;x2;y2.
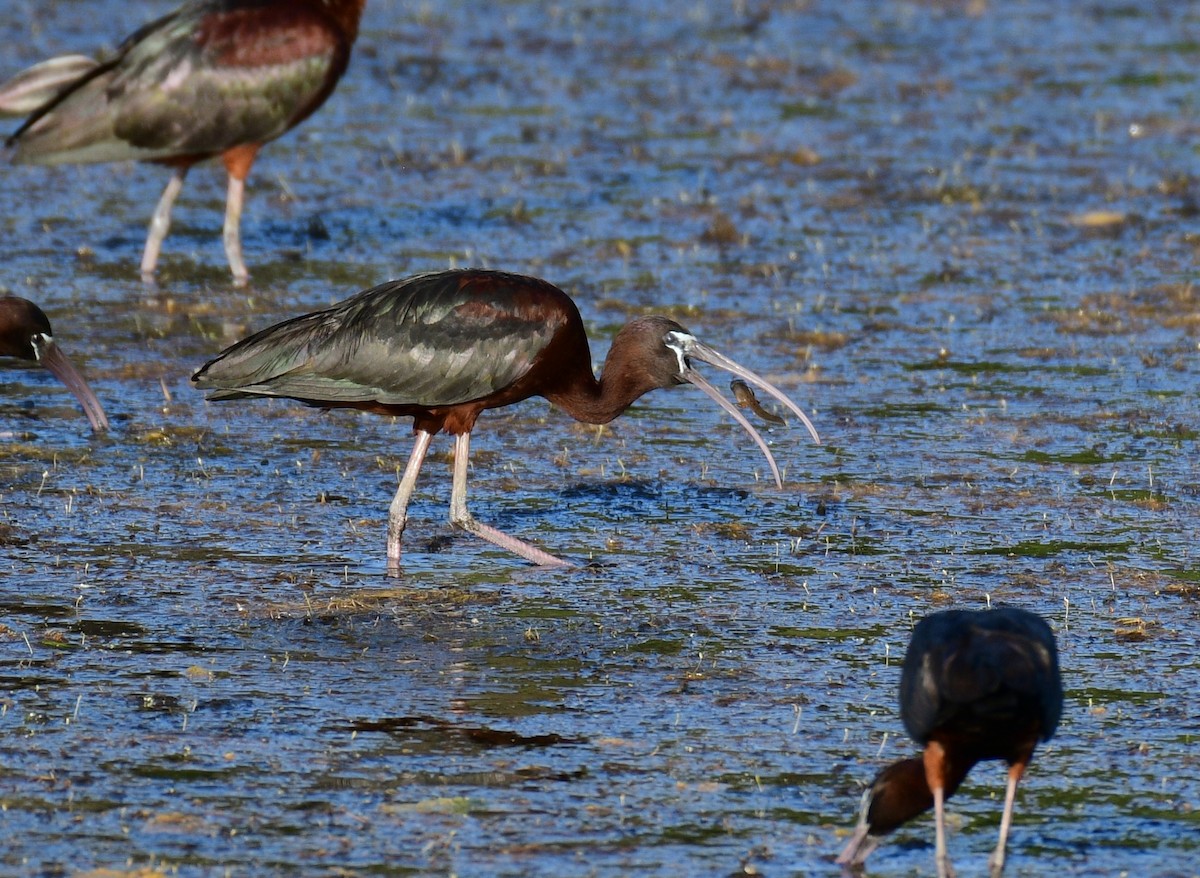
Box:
932;784;955;878
835;820;880;869
141;167;187;280
924;742;956;878
448;432;572;567
223;172;249;285
387;429;433;573
221;143;260;285
988;761;1027;876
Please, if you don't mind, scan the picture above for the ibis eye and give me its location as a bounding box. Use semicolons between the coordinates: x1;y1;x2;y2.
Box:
663;330;693;374
30;332;52;361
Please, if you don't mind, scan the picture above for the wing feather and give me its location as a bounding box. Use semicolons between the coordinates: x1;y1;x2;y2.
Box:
898;608;1062;744
10;1;350;164
194;272;568;409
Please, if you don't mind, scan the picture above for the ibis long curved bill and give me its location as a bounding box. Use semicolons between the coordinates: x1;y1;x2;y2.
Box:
1;296;108;433
664;330;820;489
36;339;109;433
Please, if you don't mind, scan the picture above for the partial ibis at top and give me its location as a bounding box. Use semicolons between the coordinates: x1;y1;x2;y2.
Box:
193;268;821;570
837;607;1063;878
0;0;366;284
1;296;109;432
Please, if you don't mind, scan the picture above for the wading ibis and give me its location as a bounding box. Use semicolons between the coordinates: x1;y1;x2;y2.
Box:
1;0;366;284
192;268;821;569
837;607;1063;878
1;296;109;432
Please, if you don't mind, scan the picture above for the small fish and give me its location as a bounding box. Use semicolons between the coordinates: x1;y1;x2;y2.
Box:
730;379;786;426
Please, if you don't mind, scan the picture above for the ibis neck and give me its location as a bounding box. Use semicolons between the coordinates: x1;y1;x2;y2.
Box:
865;753;973;835
865;758;933;835
547;346;670;425
549;371;655;425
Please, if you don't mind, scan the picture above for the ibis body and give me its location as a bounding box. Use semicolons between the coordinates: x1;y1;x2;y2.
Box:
2;0;365;283
193;268;820;569
838;607;1063;878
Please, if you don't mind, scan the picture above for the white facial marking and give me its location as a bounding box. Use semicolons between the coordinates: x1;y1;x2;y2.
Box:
31;332;52;362
663;330;695;374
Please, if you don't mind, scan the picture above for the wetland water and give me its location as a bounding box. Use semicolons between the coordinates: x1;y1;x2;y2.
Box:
1;0;1199;875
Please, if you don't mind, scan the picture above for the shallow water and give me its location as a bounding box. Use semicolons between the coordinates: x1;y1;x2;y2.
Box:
1;0;1199;875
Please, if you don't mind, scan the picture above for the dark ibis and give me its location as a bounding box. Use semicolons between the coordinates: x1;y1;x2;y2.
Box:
1;0;366;284
837;607;1063;878
192;268;821;569
1;296;109;432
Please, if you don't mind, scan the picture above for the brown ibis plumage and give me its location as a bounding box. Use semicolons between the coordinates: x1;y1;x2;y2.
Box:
1;0;366;284
192;268;821;569
837;607;1063;878
1;296;109;432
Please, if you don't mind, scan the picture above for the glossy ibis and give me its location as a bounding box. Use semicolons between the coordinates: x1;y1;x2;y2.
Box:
1;0;366;284
1;296;109;432
192;268;821;569
837;607;1062;878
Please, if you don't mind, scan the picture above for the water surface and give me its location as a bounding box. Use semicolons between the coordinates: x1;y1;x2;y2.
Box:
1;1;1198;875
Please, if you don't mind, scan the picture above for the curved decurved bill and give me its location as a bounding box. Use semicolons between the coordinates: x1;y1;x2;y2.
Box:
37;340;109;432
667;333;825;486
0;55;98;116
683;369;789;488
686;339;821;444
664;331;820;489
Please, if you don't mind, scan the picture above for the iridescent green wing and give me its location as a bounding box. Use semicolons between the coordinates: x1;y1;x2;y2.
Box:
195;272;571;407
109;1;352;154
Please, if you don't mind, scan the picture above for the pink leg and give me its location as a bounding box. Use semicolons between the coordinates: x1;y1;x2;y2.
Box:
924;742;956;878
933;784;955;878
989;761;1027;876
141;167;187;280
836;820;881;868
221;144;258;285
223;173;249;285
448;432;571;567
387;429;433;574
